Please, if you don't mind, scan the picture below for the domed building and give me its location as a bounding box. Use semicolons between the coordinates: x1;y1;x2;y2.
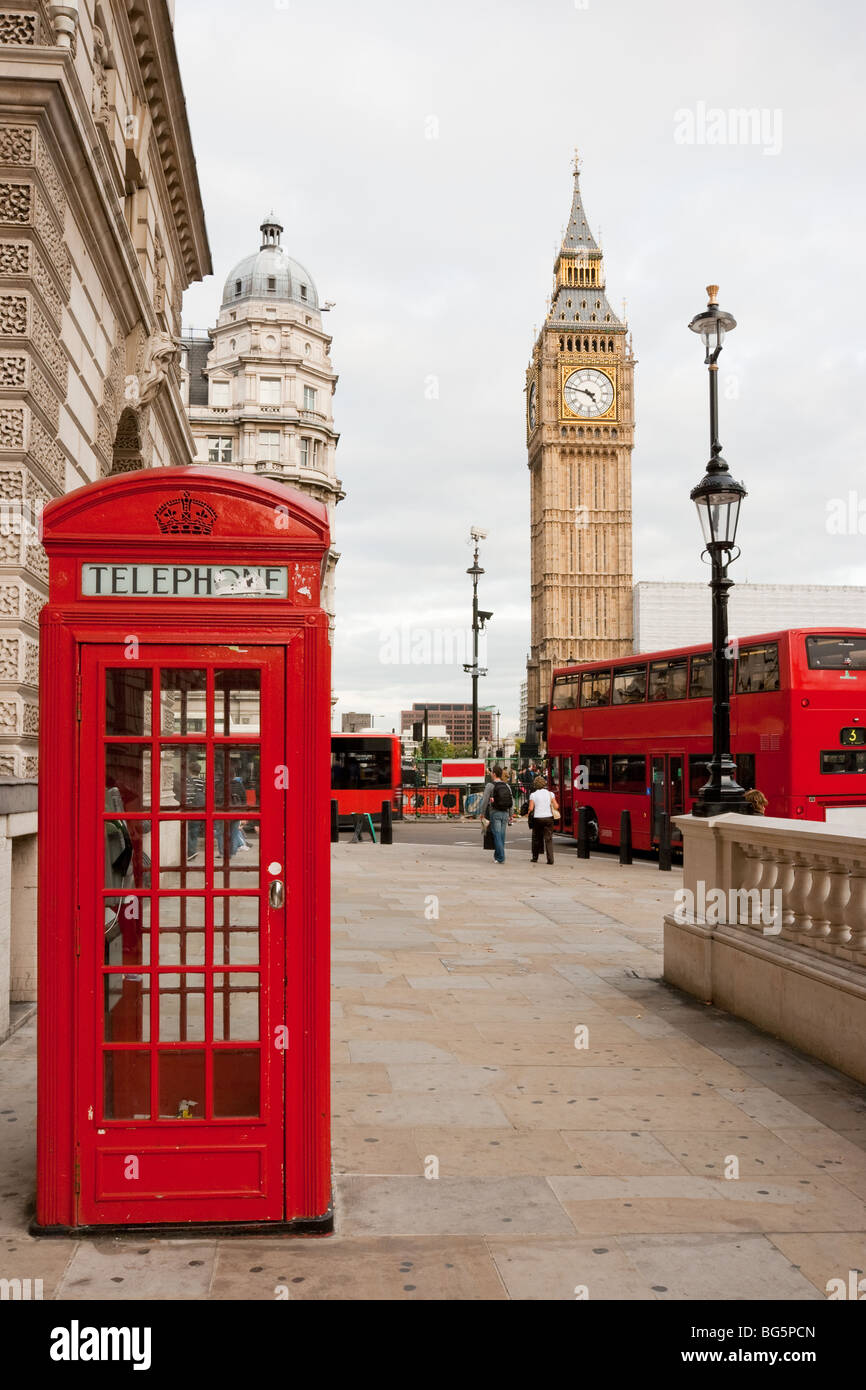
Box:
180;212;343;625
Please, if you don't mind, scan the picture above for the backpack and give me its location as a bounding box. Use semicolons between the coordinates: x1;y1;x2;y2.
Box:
491;780;513;811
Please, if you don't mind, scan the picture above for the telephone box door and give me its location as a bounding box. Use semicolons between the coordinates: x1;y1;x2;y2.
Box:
78;644;287;1225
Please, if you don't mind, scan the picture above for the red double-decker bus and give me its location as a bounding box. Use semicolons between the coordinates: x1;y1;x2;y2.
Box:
547;628;866;853
330;732;403;823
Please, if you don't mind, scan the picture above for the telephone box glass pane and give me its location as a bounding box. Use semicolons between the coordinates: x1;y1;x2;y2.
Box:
214;670;260;735
158;973;206;1041
158;821;206;887
214;822;259;885
158;1051;205;1118
160;670;207;735
104;972;151;1041
213;1049;260;1117
105;669;151;736
104;1051;151;1120
106;744;152;810
104;895;151;965
213;973;260;1040
160;746;207;809
158;895;205;965
214;895;259;965
214;746;260;809
104;819;152;890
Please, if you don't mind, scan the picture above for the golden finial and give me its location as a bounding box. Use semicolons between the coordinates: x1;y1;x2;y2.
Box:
706;284;719;304
573;147;581;174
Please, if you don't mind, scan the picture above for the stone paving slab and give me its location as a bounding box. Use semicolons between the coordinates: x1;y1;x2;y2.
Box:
1;834;865;1299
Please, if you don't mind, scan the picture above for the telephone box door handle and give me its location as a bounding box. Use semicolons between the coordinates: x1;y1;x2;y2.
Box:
268;879;285;908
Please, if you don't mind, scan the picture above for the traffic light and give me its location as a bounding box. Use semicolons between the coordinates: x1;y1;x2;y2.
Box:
412;722;423;741
534;704;548;740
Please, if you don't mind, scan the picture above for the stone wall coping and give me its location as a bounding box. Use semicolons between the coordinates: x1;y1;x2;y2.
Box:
674;812;866;857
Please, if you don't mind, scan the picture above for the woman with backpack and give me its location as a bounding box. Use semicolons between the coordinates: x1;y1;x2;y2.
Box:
477;765;514;864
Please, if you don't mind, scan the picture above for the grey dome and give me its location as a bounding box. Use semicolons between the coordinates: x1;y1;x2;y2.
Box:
221;212;319;310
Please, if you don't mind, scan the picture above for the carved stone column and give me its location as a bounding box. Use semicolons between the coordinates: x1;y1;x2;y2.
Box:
0;121;70;774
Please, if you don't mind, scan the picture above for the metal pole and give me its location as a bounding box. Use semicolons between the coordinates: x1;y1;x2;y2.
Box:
577;805;590;859
619;810;632;865
423;706;429;788
471;543;479;757
658;811;672;871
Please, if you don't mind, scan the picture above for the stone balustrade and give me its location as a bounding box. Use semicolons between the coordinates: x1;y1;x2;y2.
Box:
688;814;866;962
665;812;866;1083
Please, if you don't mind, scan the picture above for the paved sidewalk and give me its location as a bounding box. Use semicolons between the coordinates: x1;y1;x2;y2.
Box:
2;833;866;1299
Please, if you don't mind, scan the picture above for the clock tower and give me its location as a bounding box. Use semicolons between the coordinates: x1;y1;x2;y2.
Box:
525;156;635;728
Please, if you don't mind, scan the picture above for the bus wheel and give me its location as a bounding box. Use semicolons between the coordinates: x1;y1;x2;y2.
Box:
584;807;600;844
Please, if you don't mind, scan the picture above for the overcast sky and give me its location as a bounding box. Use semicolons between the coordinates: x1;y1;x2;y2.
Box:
176;0;866;735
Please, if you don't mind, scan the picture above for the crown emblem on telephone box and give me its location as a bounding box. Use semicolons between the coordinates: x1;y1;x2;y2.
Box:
154;492;217;535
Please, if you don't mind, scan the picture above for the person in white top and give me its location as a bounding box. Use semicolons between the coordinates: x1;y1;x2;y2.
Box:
529;776;559;864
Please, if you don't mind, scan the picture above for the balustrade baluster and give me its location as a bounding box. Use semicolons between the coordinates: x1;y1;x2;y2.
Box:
844;871;866;954
825;860;852;946
789;855;814;938
804;857;831;940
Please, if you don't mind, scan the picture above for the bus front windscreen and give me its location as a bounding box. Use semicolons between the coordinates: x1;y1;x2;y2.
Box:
806;635;866;670
331;739;393;790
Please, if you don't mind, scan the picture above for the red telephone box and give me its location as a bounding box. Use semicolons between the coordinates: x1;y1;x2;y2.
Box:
35;467;332;1233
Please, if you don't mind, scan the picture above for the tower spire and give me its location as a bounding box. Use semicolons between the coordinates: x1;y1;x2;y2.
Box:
561;155;599;253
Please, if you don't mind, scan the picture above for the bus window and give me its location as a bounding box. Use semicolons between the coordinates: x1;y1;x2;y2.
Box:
689;654;732;698
549;756;560;783
688;753;712;797
552;676;580;709
689;654;713;698
330;743;391;789
611;755;646;794
580;671;611;707
648;659;687;701
611;665;647;705
583;755;609;790
821;750;866;774
735;753;756;789
670;756;684;815
806;635;866;670
737;643;780;693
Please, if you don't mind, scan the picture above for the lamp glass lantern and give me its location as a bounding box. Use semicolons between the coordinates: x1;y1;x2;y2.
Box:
688;286;737;364
690;473;747;552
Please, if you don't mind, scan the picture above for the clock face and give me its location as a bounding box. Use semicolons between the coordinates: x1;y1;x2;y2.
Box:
563;368;614;418
528;381;537;429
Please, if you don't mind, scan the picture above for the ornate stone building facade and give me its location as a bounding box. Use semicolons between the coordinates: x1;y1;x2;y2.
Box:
0;0;209;1034
0;0;210;780
180;213;343;626
525;157;635;724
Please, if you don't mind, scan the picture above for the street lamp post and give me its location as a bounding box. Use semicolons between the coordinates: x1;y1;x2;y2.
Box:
688;285;751;818
464;527;490;757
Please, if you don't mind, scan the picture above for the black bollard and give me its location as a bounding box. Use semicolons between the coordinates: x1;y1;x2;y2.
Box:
619;810;632;865
330;798;339;844
658;811;672;872
577;805;590;859
381;799;393;845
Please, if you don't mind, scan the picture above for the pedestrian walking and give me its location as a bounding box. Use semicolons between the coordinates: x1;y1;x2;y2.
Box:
529;775;559;864
477;765;513;864
744;788;768;815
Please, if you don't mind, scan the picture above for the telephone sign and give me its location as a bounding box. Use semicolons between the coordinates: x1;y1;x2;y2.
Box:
36;467;332;1234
